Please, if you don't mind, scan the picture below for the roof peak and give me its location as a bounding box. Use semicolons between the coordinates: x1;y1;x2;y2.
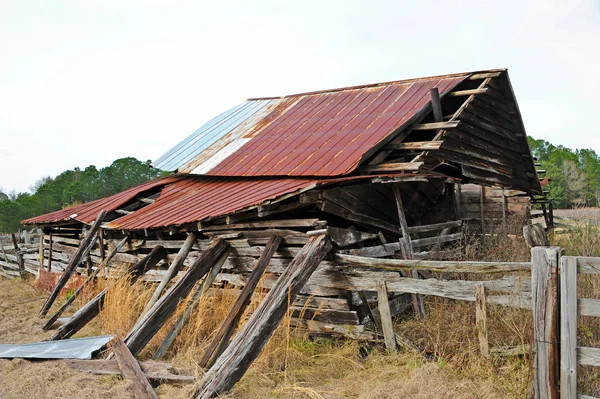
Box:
247;68;507;101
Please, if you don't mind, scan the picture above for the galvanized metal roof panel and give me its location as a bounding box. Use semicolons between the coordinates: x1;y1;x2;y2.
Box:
153;73;469;177
0;335;113;360
152;99;284;172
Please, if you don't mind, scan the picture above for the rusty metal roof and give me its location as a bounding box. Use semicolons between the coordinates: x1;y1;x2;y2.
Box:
152;73;469;176
21;177;179;225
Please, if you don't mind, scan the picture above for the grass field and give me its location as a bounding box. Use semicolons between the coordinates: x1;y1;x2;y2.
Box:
1;215;599;398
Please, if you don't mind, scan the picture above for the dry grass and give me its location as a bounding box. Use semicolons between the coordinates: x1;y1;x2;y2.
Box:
3;214;600;398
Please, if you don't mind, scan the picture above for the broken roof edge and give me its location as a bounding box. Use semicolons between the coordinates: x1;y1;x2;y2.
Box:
247;68;506;101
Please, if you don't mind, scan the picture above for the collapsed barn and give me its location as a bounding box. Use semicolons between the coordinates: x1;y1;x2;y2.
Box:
19;68;548;392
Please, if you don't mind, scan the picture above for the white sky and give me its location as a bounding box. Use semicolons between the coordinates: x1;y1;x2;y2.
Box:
1;0;599;193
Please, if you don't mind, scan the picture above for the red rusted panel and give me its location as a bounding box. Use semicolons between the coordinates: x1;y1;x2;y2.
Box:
21;177;179;225
207;75;467;177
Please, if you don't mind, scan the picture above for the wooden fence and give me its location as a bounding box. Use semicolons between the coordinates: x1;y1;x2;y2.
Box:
560;256;600;399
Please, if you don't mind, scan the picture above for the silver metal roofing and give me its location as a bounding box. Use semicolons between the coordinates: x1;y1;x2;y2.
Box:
0;335;113;360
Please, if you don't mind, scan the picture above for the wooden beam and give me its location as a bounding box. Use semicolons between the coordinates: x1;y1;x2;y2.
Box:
114;209;133;215
122;239;231;357
43;236;130;330
407;220;461;234
447;88;488;97
141;232;198;317
384;141;443;151
410;121;459;130
480;186;485;234
531;246;560;399
51;246;167;340
198;235;283;368
454;183;462;220
475;284;490;358
468;72;502;80
359;162;423;173
202;219;323;231
377;281;396;352
318;200;399;235
560;256;577;399
430;88;444;123
195;235;333;399
40;209;107;317
112;335;159;399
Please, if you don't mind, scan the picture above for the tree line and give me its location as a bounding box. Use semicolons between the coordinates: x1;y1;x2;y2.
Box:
0;158;165;233
528;137;600;208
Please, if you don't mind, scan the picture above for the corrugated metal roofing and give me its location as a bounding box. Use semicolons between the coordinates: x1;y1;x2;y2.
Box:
21;177;179;225
152;73;469;176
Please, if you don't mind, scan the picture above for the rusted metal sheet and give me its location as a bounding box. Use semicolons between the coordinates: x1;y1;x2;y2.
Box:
21;177;179;225
153;73;468;176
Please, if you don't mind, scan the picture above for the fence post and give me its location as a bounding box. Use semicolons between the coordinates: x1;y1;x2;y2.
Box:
560;256;577;399
531;246;560;399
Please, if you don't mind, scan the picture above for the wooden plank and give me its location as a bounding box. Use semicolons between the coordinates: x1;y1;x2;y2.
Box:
385;141;443;151
468;72;502;80
410;233;463;247
447;88;488;97
475;284;490;358
430;88;443;123
43;236;130;330
560;256;578;399
64;359;194;384
454;183;462;219
111;335;159;399
407;220;462;234
197;235;283;368
578;347;600;367
531;246;560;399
579;298;600;317
141;232;198;317
377;281;396;352
40;210;107;317
333;254;531;273
122;239;230;357
576;257;600;274
319;200;399;235
359;162;424;173
202;219;323;231
51;246;168;341
480;186;485;235
195;235;333;398
410;121;459;130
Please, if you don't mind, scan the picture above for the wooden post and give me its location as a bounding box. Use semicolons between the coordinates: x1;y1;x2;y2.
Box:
196;236;283;367
560;256;577;399
48;232;53;271
195;235;333;399
11;233;24;274
141;232;198;317
377;281;396;352
39;210;107;317
43;236;130;330
501;188;507;222
480;186;485;234
475;284;490;358
51;245;167;341
38;234;44;271
454;183;461;220
531;246;560;399
430;88;443;123
523;223;550;248
98;229;105;263
112;335;159;399
392;184;425;318
122;239;230;357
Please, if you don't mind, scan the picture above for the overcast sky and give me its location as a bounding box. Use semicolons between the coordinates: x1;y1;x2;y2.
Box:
1;0;599;193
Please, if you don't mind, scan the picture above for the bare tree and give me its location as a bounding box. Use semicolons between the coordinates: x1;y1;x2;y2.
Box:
563;160;588;207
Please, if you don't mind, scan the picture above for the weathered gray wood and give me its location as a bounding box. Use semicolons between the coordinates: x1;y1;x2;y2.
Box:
198;236;283;368
561;256;578;399
575;257;600;274
475;284;490;358
377;281;396;352
112;335;159;399
578;347;600;367
319;200;399;235
123;239;230;357
359;161;424;173
195;235;333;399
40;210;107;317
385;141;443;151
43;236;130;330
153;248;229;360
531;246;559;399
407;220;462;234
454;184;461;219
578;298;600;317
392;184;425;318
51;246;167;341
64;359;195;384
202;219;324;231
480;186;485;234
523;223;550;248
142;232;198;317
341;254;531;274
410;121;459;130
